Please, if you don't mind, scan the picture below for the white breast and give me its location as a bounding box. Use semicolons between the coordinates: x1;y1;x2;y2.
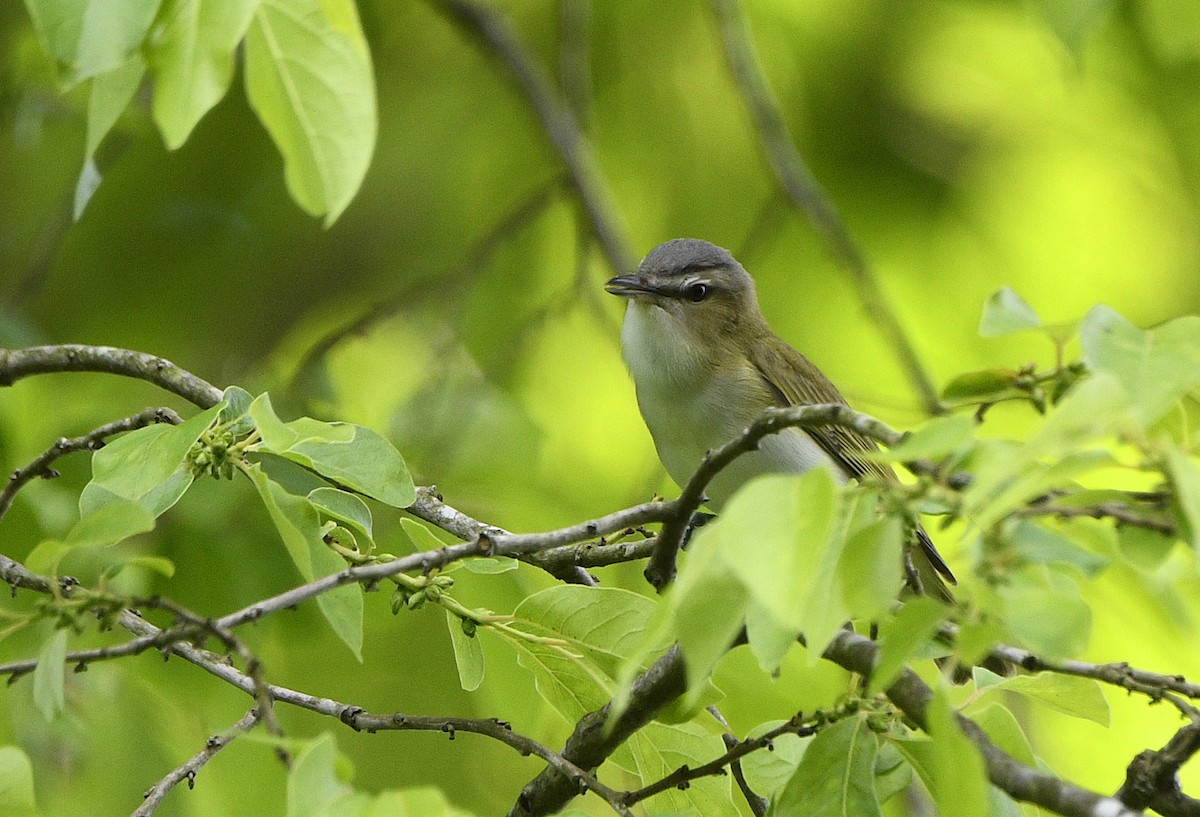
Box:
621;301;844;508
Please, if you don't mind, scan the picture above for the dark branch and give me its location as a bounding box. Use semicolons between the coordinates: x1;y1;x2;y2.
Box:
1117;721;1200;817
508;645;687;816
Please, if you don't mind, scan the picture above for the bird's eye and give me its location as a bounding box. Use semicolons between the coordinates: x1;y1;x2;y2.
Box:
684;283;709;303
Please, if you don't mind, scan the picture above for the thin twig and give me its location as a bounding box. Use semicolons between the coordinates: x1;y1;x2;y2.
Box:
708;0;943;416
990;643;1200;705
1019;500;1175;535
621;715;818;807
113;611;633;816
432;0;637;276
132;709;262;817
0;407;182;523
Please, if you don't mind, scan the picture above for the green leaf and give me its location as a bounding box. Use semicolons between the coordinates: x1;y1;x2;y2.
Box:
1081;306;1200;427
24;0;161;83
33;629;69;722
1168;449;1200;550
880;415;976;461
148;0;258;148
444;610;484;692
869;597;950;695
980;288;1042;337
82;401;222;517
25;540;71;576
838;516;904;625
740;722;810;800
461;556;518;574
1008;521;1109;577
397;518;446;552
924;687;994;817
250;394;414;507
770;717;882;817
247;465;363;660
0;746;40;817
76;54;145;218
120;555;177;578
873;741;912;804
243;0;376;225
976;672;1110;727
361;788;477;817
1117;525;1177;570
956;618;1006;667
308;487;373;547
1031;0;1116;55
218;385;257;434
511;585;713;752
629;720;734;816
942;369;1022;404
66;499;155;547
672;530;753;686
996;569;1091;659
74;0;162;81
964;703;1037;766
286;733;365;817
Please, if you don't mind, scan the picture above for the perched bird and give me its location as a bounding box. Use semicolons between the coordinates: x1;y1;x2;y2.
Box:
605;238;954;600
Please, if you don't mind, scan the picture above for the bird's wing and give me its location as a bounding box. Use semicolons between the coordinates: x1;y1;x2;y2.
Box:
748;336;893;483
749;335;956;591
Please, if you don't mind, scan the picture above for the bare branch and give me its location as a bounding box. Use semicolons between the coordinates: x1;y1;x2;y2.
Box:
0;407;182;523
431;0;637;276
0;345;222;408
708;0;943;416
132;709;262;817
113;610;634;816
991;643;1200;704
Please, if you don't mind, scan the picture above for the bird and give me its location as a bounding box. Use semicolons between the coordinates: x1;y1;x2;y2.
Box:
605;238;954;601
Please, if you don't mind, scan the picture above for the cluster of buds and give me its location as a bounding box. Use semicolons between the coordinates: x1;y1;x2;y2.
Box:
390;574;455;613
187;426;242;480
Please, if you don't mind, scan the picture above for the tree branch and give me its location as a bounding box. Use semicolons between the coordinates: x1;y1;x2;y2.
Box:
132;709;262;817
113;610;634;816
1117;721;1200;817
0;345;222;408
824;629;1143;817
431;0;637;276
645;403;910;589
508;645;687;816
0;407;182;523
708;0;944;416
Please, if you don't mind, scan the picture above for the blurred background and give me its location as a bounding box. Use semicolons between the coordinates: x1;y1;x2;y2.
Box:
2;0;1200;814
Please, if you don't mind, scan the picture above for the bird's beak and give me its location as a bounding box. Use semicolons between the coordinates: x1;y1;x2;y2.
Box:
604;274;661;299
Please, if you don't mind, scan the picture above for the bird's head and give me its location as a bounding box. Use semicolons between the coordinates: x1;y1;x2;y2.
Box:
604;239;766;360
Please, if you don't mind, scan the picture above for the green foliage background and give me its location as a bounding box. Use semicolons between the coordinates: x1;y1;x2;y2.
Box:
2;0;1200;815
